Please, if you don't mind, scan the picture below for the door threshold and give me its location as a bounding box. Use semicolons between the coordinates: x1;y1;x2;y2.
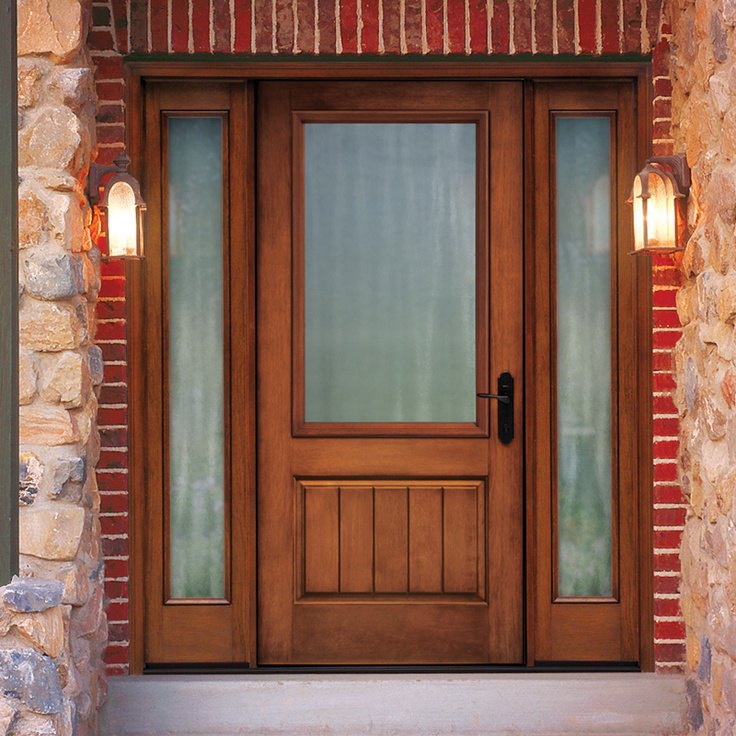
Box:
102;671;686;735
143;662;642;675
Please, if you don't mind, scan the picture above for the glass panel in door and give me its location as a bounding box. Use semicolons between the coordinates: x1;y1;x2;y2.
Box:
302;122;479;427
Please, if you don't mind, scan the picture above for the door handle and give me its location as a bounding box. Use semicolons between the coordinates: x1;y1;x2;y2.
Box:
478;372;514;444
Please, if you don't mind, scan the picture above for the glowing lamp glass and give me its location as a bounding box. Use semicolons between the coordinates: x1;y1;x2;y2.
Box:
630;162;683;254
102;178;145;259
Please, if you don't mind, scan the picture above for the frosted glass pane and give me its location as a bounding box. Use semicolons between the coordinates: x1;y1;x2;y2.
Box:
304;123;476;423
555;117;613;598
168;117;225;599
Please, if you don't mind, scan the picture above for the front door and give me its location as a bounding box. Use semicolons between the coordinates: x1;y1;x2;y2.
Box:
257;81;524;665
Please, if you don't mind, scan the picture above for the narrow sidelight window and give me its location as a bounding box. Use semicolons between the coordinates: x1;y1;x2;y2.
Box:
167;117;226;600
554;116;614;599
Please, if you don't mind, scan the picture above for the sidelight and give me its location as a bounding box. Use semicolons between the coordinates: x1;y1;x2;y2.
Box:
554;116;614;598
167;116;226;600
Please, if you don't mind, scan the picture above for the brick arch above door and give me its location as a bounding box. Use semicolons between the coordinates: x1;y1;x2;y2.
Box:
86;0;684;676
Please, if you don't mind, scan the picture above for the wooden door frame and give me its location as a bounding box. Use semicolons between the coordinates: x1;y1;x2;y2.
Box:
125;60;653;674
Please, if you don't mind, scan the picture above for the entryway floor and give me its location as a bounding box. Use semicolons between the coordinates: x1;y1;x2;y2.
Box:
101;672;686;735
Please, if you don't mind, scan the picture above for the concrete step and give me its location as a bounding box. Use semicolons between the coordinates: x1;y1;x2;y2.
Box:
101;672;687;735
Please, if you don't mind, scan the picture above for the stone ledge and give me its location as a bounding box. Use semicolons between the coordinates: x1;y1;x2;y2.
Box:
102;673;686;735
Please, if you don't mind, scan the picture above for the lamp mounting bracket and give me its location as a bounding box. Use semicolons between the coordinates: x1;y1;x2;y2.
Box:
87;152;132;206
647;153;691;195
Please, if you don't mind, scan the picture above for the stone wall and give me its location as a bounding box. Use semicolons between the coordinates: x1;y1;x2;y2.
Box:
0;578;75;735
2;0;106;733
671;0;736;732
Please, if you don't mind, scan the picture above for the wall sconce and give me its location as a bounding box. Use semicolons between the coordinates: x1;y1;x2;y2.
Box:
629;153;690;255
88;152;146;259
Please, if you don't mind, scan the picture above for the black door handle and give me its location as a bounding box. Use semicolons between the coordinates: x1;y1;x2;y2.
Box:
477;372;514;444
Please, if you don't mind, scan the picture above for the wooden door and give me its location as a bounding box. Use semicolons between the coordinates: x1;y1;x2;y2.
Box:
257;81;524;665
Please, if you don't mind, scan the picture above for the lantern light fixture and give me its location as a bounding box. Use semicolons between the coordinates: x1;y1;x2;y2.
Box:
88;152;146;259
628;153;690;255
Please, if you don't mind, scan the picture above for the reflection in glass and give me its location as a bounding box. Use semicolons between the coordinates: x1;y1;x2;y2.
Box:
168;117;225;599
555;117;613;598
304;123;477;423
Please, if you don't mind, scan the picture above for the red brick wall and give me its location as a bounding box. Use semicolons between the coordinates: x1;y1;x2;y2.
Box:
650;25;686;674
88;0;683;675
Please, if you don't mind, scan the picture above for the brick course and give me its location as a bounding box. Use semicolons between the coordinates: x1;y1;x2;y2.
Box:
88;0;682;675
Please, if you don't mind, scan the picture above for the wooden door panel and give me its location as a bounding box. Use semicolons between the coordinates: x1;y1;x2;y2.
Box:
299;481;484;599
257;80;524;665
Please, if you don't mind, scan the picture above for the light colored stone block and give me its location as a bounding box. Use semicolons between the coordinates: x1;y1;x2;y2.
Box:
18;190;48;249
19;348;38;405
19;505;85;561
18;107;83;173
38;351;87;408
19;404;78;446
17;0;85;63
19;299;84;352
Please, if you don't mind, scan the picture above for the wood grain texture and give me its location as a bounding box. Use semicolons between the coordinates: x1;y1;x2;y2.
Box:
339;488;374;593
258;81;524;665
137;82;253;666
304;487;340;593
409;488;443;593
374;488;409;593
530;81;642;664
124;64;653;671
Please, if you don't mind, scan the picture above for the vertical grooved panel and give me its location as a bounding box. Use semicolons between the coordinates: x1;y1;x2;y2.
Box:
374;488;409;592
409;488;443;593
305;487;339;592
443;486;478;593
339;487;374;592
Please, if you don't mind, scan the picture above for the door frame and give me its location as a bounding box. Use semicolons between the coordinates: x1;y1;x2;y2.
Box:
124;60;653;673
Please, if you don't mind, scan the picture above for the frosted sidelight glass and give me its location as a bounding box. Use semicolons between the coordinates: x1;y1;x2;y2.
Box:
555;117;613;598
167;117;225;599
304;123;477;423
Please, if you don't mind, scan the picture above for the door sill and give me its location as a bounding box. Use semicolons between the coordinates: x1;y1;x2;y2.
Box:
102;672;686;735
143;662;642;675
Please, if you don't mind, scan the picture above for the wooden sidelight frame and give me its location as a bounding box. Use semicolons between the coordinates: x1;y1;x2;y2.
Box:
529;82;645;663
130;81;256;665
125;61;653;673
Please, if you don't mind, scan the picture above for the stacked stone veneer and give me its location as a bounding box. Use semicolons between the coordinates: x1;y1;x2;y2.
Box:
670;0;736;731
2;0;106;733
